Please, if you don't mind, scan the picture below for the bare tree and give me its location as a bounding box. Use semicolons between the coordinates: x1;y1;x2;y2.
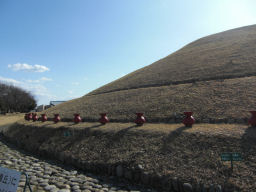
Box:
0;83;37;113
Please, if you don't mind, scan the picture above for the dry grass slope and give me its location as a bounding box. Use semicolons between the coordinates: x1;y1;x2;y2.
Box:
0;114;23;133
90;24;256;95
9;121;256;191
44;76;256;122
44;24;256;122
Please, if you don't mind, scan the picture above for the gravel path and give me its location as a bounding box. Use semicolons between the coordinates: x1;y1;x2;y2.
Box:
0;136;156;192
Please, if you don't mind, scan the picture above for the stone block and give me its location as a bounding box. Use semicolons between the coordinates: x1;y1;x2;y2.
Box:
133;171;141;183
161;176;172;191
172;178;179;192
150;173;162;189
116;165;123;177
124;169;133;180
216;185;222;192
208;184;215;192
140;172;150;185
107;165;112;175
183;183;192;192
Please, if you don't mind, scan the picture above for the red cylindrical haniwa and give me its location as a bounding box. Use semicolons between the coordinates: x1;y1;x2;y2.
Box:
54;114;61;123
135;113;146;126
99;113;109;124
248;111;256;127
27;113;33;121
74;113;82;124
32;113;38;122
183;112;195;127
41;114;47;122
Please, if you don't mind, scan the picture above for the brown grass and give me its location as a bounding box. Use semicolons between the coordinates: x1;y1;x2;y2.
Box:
43;24;256;122
0;113;24;128
44;76;256;122
9;121;256;191
90;24;256;95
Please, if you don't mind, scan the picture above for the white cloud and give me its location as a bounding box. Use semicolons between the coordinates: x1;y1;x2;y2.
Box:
26;84;57;105
8;63;50;72
40;77;52;81
67;90;73;94
71;82;80;86
0;76;21;85
26;77;52;83
23;83;55;97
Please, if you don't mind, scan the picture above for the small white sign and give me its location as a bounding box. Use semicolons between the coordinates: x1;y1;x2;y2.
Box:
0;166;21;192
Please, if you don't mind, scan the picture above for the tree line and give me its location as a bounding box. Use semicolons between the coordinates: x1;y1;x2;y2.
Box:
0;82;37;113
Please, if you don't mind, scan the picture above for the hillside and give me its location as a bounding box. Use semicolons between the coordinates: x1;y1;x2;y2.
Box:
44;24;256;122
5;121;256;191
90;24;256;95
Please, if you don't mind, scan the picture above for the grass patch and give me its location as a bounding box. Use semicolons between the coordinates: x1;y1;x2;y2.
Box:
0;113;24;133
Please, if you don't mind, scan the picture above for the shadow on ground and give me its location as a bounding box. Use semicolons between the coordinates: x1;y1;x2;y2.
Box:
161;126;192;152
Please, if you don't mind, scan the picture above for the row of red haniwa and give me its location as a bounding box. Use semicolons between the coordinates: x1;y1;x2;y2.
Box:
24;112;148;126
24;111;256;127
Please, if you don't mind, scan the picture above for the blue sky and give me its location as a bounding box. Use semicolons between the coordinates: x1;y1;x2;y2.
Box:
0;0;256;105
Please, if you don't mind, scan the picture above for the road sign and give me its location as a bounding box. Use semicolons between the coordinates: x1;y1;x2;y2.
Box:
221;152;242;171
63;131;72;137
0;166;21;192
221;152;242;161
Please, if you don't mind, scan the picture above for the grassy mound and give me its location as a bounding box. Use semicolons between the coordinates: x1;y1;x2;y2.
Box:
90;24;256;95
44;76;256;122
44;24;256;122
7;25;256;191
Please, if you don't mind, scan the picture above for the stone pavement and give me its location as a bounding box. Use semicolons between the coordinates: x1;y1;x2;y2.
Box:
0;137;156;192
